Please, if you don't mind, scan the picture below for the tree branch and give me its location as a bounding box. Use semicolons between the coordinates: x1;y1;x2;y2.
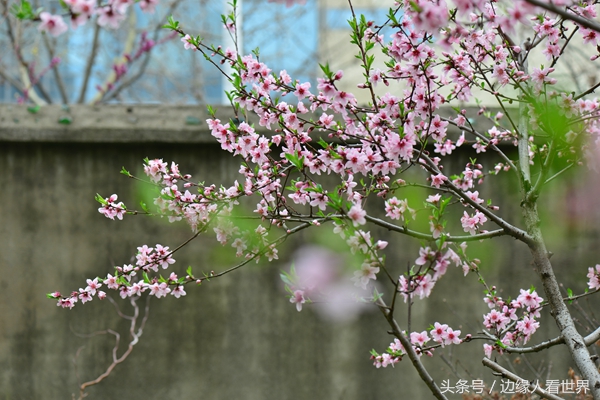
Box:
482;357;565;400
523;0;600;33
77;296;150;400
42;35;69;104
376;297;448;400
78;21;101;104
365;215;508;242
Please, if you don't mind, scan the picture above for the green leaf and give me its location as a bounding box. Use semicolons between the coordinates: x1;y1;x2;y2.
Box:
10;0;35;20
206;105;216;117
325;190;343;210
317;138;329;149
95;193;107;205
319;63;333;80
372;289;383;301
284;152;305;171
27;105;40;114
162;15;179;30
387;8;398;25
280;272;294;286
186;266;194;278
58;116;72;125
120;166;132;177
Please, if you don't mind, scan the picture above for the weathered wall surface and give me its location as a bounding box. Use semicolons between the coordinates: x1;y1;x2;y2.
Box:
0;105;597;399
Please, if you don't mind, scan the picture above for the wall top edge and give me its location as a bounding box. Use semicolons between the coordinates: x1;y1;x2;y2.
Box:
0;104;505;143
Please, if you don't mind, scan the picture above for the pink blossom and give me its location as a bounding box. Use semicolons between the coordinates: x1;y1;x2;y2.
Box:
98;194;126;220
415;247;435;266
426;194;441;204
385;197;414;221
347;203;367;226
374;240;387;250
516;316;539;338
516;289;543;309
70;0;96;28
430;173;447;188
294;82;311;101
171;285;186;298
96;6;125;29
444;328;461;345
430;322;448;343
58;297;77;309
352;262;380;289
267;0;306;7
530;67;557;91
104;274;119;290
149;282;171;298
139;0;158;12
78;289;93;304
460;211;487;235
144;159;167;182
483;344;493;358
587;265;600;290
369;69;383;87
181;34;196;51
85;278;102;295
483;309;509;330
38;12;68;37
290;290;305;312
410;331;430;347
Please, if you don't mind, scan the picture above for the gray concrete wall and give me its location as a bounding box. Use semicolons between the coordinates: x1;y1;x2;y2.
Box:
0;105;598;399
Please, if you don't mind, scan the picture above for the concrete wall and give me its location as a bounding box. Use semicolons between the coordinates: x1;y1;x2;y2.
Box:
0;105;598;399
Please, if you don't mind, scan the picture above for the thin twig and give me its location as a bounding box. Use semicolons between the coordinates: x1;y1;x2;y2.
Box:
365;215;508;242
77;296;149;399
375;297;448;400
78;20;101;104
523;0;600;33
100;0;183;102
42;35;69;104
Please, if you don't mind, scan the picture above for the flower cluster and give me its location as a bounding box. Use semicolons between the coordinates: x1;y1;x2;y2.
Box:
97;194;126;220
371;322;462;368
482;288;544;357
398;243;470;302
587;265;600;291
50;244;186;308
38;0;158;37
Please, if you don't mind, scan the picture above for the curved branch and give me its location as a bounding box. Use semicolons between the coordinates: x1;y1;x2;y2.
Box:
502;325;600;355
365;215;508;242
209;222;312;279
523;0;600;33
77;296;149;400
482;357;565;400
376;297;448;400
419;154;534;244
